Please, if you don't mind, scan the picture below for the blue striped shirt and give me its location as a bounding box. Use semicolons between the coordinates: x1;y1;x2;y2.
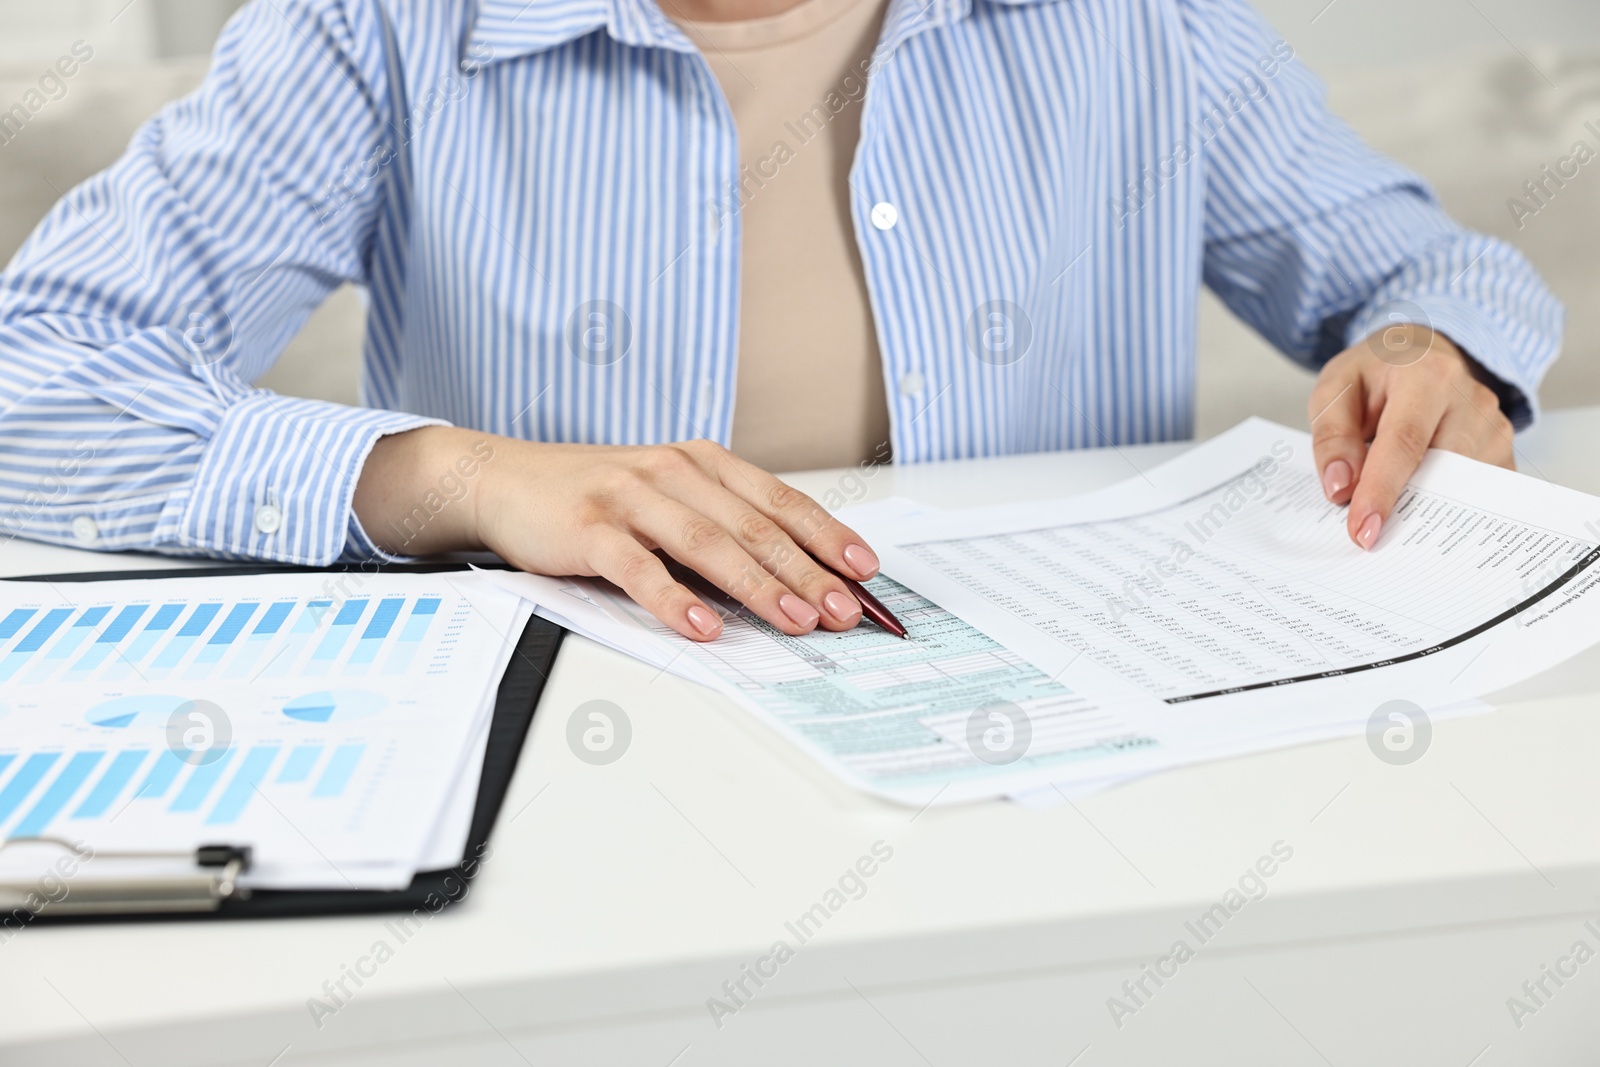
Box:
0;0;1563;565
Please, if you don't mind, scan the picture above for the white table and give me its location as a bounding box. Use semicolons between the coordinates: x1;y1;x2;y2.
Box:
4;412;1600;1067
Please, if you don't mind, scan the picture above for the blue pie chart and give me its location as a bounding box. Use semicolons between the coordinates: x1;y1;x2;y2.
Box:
86;694;188;728
283;689;388;723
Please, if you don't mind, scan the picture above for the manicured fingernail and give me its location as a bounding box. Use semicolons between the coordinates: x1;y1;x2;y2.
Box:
843;543;879;578
1355;513;1382;550
686;604;721;636
1322;460;1352;500
779;594;820;628
824;591;860;621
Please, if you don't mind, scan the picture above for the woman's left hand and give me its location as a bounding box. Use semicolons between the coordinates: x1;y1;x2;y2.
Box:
1307;324;1515;550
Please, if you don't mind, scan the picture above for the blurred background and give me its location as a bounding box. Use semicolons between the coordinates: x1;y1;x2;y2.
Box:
1;0;1596;442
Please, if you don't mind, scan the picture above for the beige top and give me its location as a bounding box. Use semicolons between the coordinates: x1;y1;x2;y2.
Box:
672;0;892;472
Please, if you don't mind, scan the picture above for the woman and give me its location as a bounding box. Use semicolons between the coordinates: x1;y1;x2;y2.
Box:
0;0;1560;641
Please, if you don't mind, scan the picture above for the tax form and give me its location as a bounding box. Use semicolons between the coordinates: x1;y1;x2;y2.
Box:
854;418;1600;800
486;569;1165;805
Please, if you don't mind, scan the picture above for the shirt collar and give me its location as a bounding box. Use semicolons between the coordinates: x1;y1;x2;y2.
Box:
468;0;693;58
466;0;1064;65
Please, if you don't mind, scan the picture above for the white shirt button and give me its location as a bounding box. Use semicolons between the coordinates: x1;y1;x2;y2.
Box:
254;504;283;535
71;516;100;545
898;371;926;398
870;202;899;231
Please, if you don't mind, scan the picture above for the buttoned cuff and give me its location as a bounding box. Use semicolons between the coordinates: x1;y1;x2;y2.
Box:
342;509;413;564
157;392;449;565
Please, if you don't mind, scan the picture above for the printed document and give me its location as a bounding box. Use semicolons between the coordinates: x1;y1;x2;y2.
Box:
498;418;1600;806
854;418;1600;800
0;571;528;888
488;568;1162;805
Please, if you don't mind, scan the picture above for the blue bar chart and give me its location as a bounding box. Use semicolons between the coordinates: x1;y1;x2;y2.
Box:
134;749;187;800
67;604;148;678
0;753;59;825
0;584;463;838
0;687;396;840
304;600;370;677
72;750;149;818
277;745;323;783
383;598;441;675
103;604;185;681
23;607;108;682
260;600;334;680
313;744;366;798
223;601;296;679
0;592;456;686
13;751;104;836
206;746;281;824
190;603;260;675
147;604;222;678
0;607;37;639
0;608;72;682
168;749;235;813
347;597;405;674
0;571;508;886
0;737;376;839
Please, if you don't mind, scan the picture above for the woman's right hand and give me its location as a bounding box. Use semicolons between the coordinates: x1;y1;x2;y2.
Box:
354;427;882;642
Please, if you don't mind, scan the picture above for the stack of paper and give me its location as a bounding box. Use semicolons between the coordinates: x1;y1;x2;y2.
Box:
857;419;1600;806
488;419;1600;808
0;570;530;889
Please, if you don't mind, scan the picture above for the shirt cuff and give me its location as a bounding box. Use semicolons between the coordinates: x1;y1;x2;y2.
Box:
1344;293;1538;430
157;392;449;565
341;508;414;565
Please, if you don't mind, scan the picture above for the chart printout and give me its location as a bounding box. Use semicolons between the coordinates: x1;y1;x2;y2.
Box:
0;571;525;887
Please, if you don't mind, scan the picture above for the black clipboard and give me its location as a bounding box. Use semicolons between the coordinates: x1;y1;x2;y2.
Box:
1;562;564;923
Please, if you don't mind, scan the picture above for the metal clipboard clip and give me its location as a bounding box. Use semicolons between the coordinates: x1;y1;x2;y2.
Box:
0;837;253;916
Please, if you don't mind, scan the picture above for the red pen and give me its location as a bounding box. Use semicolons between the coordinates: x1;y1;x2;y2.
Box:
823;564;909;639
666;556;910;639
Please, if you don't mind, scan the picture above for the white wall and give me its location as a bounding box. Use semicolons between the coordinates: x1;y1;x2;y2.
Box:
1246;0;1594;68
0;1;155;65
0;0;243;65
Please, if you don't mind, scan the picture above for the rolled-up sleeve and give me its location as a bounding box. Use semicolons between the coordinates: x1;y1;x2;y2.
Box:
1180;0;1564;429
0;0;443;564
